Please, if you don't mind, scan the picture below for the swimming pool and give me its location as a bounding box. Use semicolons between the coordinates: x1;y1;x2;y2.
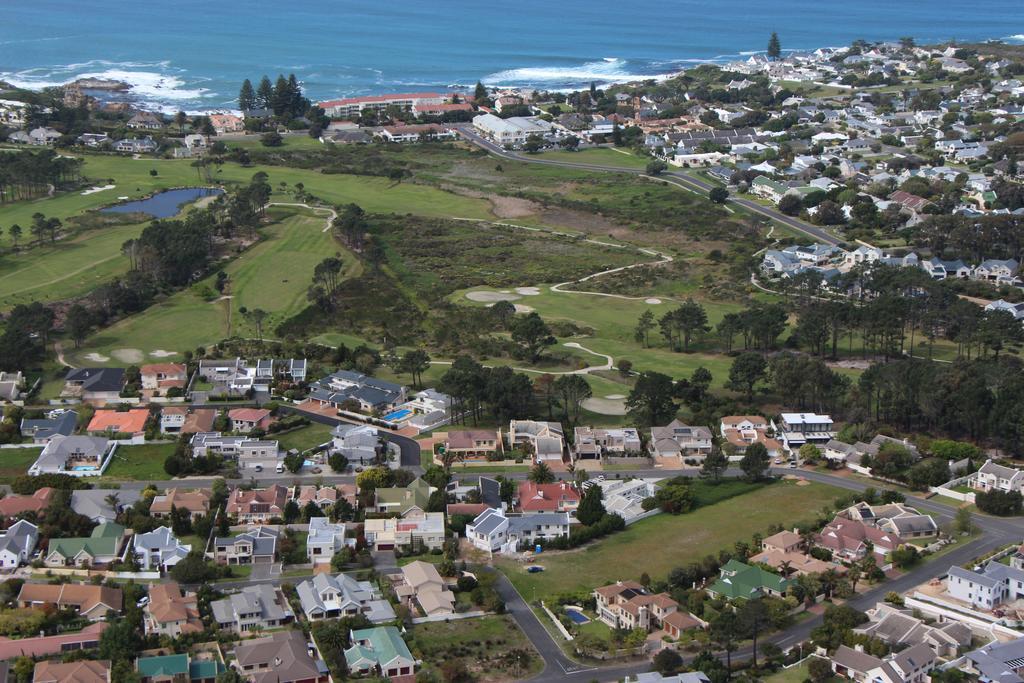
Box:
565;609;589;625
382;408;412;421
72;466;97;471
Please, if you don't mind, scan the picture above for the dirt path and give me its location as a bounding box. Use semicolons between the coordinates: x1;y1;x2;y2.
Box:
54;342;75;369
266;202;337;232
429;341;613;376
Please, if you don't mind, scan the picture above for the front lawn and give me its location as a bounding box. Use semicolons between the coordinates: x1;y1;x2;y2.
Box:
498;480;844;601
102;443;176;480
0;447;42;482
408;615;543;682
275;423;335;452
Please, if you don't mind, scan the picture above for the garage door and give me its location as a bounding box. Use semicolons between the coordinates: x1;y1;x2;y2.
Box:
376;544;394;550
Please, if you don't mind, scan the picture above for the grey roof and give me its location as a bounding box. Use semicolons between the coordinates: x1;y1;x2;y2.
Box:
831;644;884;673
507;512;569;533
211;584;290;625
71;489;142;522
64;368;125;393
33;435;110;471
631;673;712;683
967;637;1024;683
0;520;37;557
295;572;380;618
470;508;507;536
133;526;182;552
479;477;502;509
886;514;938;535
307;517;345;546
214;526;278;557
21;410;78;441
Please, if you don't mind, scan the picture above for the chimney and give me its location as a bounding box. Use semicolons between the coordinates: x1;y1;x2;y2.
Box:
854;644;865;653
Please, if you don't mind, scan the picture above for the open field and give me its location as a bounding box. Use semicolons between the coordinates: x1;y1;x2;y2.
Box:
0;447;42;483
408;615;543;683
275;423;335;452
535;147;652;169
497;480;844;600
102;443;176;480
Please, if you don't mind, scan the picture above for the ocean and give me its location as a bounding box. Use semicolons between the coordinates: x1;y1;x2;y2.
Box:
1;0;1022;113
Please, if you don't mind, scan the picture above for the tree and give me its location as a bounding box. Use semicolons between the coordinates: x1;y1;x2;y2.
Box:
740;442;770;482
798;443;821;463
728;352;767;399
709;186;729;204
528;462;555;484
244;307;268;341
652;648;683;676
954;506;974;534
399;349;431;387
64;304;93;348
238;79;256;112
710;610;740;674
700;447;728;482
738;597;770;667
778;193;802;216
625;371;676;427
553;374;591;424
577;484;605;526
646;160;668;176
767;32;782;61
523;133;544;153
260;131;283;147
8;225;21;247
473;81;488;103
256;75;274;109
975;490;1023;516
635;310;656;347
98;619;142;663
510;312;555;362
808;657;833;682
328;452;349;473
283;499;301;524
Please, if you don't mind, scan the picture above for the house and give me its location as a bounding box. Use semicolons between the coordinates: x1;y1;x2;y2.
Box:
191;433;281;469
971;459;1024;494
472;113;553;146
815;517;900;561
0;371;25;403
974;259;1020;283
831;643;936;683
77;132;111;148
115;137;158;154
25;127;62;145
594;581;694;635
824;439;860;465
225;485;289;523
150;488;212;520
719;416;781;457
210;584;292;633
0;487;54;519
140;363;188;392
61;368;125;403
985;299;1024;320
34;660;111;683
706;559;792;600
136;653;225;683
231;629;328;682
317;92;446;118
363;511;445;551
774;412;835;452
508;420;565;462
227;408;272;432
308;370;406;412
160;407;216;434
517;481;580;514
853;602;972;658
392;560;455;617
21;409;77;444
590;478;660;522
372;477;434;515
0;622;106;661
296;484;357;513
128;112;163;130
18;583;123;620
946;562;1024;610
379;123;455;142
209;113;244;134
965;637;1024;683
649;420;714;461
921;257;972;280
749;530;844;577
839;502;938;538
30;438;115;475
212;527;278;565
86;408;150;437
143;582;204;637
751;176;791;203
572;426;642;460
330;424;381;462
45;522;128;567
344;626;416;682
306;517;351;564
70;488;141;523
627;674;712;683
0;520;37;568
465;507;570;554
444;429;502;461
133;526;191;571
296;572;394;622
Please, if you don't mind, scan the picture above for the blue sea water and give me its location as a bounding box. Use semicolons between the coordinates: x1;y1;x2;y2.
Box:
2;0;1023;112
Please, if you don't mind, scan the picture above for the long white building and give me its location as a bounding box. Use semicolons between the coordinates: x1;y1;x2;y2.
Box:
317;92;445;118
472;113;553;146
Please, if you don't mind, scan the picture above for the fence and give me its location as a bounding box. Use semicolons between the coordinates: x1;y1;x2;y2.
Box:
411;610;487;625
931;475;976;503
540;601;573;641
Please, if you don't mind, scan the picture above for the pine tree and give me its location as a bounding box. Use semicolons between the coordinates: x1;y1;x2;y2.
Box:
473;81;488;103
577;484;606;526
767;32;782;61
256;75;274;110
238;79;255;112
272;75;290;116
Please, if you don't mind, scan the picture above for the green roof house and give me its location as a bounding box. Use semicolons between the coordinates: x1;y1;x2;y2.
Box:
373;477;434;516
344;626;416;680
137;653;225;683
707;559;792;601
45;522;126;567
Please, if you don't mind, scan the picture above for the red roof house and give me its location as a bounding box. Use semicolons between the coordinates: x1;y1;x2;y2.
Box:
516;481;580;513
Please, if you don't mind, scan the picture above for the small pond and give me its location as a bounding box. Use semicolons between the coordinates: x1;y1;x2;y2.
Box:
101;187;224;219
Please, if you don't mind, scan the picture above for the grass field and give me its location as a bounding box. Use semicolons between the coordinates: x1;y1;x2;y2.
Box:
0;447;42;483
762;660;835;683
497;480;843;601
275;423;334;452
408;615;543;683
536;147;652;169
102;443;176;480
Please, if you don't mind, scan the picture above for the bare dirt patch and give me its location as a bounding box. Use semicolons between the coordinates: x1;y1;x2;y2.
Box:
582;397;627;415
83;352;111;363
829;359;872;370
515;287;541;296
645;298;663;304
513;304;534;313
466;290;521;303
149;349;179;357
111;348;145;363
489;195;539;218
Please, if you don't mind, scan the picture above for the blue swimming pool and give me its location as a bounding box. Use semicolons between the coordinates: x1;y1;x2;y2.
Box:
383;408;412;421
565;609;589;625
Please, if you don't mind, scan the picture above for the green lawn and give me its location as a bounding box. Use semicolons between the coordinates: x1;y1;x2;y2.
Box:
0;447;42;482
762;659;835;683
408;615;543;682
275;423;335;452
536;147;651;169
497;480;844;601
102;443;176;480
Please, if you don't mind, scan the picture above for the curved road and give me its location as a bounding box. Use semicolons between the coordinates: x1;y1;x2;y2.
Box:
455;125;840;246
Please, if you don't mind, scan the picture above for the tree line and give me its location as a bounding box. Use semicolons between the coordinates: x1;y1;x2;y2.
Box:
238;74;310;118
0;149;82;204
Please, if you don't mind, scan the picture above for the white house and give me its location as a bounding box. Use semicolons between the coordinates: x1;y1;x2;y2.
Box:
0;520;38;568
773;413;835;452
295;572;394;623
132;526;191;572
465;508;569;554
971;460;1024;495
306;517;352;564
947;562;1024;610
472;113;553;146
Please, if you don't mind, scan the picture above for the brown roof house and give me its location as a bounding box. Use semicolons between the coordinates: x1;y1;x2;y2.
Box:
231;630;328;683
226;485;288;523
719;416;782;457
18;583;123;621
0;487;54;519
144;582;204;637
140;363;188;393
594;581;698;638
150;488;212;521
443;429;502;462
160;407;216;435
750;530;846;577
33;660;111;683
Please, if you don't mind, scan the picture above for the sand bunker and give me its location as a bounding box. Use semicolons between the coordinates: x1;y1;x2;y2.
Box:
582;397;627;416
83;352;110;363
111;348;145;363
514;304;534;313
604;394;626;400
149;349;178;358
515;287;541;296
645;298;663;304
81;184;115;196
466;291;521;303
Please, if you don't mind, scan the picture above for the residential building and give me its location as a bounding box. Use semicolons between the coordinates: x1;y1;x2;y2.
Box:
0;622;106;661
649;420;714;461
21;409;77;444
330;424;381;462
517;481;581;514
971;459;1024;494
149;488;212;520
594;581;692;634
965;637;1024;683
0;520;37;568
45;522;128;567
70;488;141;523
296;572;395;622
227;408;272;432
465;507;570;554
719;416;781;457
160;407;216;435
317;92;445;118
306;517;351;564
974;259;1020;283
392;560;455;617
86;408;150;436
572;426;642;460
985;299;1024;320
232;629;327;682
706;559;792;600
308;370;406;412
748;530;846;577
831;642;936;683
774;412;835;452
373;477;434;515
815;517;901;561
508;420;565;462
839;502;938;538
191;433;281;469
128;112;163;130
379;123;456;142
143;582;203;637
212;527;278;565
136;653;225;683
0;487;54;519
627;674;711;683
344;627;416;682
209;113;244;133
34;660;111;683
210;584;292;633
76;132;111;148
444;429;502;461
133;526;191;571
18;583;123;620
29;435;113;476
115;137;158;154
296;484;357;513
363;511;445;551
589;478;660;522
61;368;125;403
853;602;972;658
140;363;188;392
472;113;553;146
0;371;25;403
225;485;289;523
947;562;1024;610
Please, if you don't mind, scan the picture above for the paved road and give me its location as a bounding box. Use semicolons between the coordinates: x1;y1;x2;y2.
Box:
454;125;841;246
